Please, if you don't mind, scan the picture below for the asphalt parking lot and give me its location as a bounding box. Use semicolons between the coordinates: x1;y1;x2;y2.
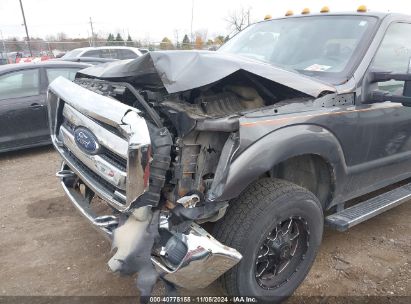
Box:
0;146;410;302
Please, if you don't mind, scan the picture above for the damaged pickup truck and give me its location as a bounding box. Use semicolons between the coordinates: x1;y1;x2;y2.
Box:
48;11;411;302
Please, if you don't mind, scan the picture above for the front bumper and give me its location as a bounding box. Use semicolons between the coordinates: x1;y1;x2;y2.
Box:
58;162;118;238
58;162;242;289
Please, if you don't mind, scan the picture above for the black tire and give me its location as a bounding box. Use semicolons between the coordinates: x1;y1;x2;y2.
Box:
214;178;323;303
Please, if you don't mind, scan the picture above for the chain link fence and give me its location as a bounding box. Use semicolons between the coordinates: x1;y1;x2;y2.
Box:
0;39;220;63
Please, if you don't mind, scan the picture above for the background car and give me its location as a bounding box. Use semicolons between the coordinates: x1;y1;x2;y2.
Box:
1;52;21;64
138;48;149;54
0;52;7;65
0;61;90;153
60;46;143;61
57;56;119;65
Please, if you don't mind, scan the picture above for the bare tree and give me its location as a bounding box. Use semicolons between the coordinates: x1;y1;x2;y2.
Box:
45;35;56;41
56;32;68;41
225;7;251;34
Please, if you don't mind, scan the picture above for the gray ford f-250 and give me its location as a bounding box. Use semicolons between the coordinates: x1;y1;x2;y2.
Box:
47;10;411;302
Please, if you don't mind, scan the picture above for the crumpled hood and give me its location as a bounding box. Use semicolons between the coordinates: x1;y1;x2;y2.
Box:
77;50;336;98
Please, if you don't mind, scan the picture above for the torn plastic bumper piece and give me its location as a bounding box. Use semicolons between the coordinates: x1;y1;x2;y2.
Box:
57;166;242;289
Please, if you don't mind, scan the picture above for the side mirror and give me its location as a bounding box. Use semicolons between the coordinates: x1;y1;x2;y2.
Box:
369;71;411;83
365;71;411;107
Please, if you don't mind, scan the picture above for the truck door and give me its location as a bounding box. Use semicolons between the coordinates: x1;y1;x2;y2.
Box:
355;22;411;188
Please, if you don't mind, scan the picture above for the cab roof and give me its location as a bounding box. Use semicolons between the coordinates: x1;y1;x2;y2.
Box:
263;11;411;22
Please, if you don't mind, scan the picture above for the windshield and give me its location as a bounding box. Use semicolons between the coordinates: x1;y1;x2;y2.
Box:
62;49;83;59
219;15;377;83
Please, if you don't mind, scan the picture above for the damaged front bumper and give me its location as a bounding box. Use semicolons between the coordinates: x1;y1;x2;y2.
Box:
47;77;242;289
58;164;241;289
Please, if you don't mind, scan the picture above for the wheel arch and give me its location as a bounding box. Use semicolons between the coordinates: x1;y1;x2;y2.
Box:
269;154;335;209
213;124;347;207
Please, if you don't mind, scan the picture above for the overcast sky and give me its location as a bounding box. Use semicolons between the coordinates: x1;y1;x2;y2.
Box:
1;0;410;42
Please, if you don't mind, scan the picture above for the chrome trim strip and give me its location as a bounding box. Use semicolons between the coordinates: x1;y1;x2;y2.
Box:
114;190;127;201
60;126;127;190
121;110;152;204
48;76;136;128
56;170;76;179
58;164;117;239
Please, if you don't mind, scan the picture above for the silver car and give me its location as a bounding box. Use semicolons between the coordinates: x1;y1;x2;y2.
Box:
61;46;143;61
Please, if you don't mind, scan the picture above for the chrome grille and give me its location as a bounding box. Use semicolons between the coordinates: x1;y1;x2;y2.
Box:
100;149;127;171
59;124;127;191
47;76;151;212
64;147;120;197
62;119;127;172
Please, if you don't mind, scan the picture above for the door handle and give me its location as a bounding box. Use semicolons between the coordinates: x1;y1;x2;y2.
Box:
30;103;44;109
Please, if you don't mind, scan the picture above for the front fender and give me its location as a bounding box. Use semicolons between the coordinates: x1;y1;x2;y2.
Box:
214;124;348;202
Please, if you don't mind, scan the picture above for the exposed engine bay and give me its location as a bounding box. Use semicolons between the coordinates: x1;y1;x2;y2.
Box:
73;70;310;208
64;72;312;295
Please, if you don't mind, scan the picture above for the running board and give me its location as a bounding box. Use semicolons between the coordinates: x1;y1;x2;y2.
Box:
326;183;411;231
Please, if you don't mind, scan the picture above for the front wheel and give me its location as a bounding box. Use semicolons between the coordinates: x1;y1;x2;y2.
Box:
214;178;323;303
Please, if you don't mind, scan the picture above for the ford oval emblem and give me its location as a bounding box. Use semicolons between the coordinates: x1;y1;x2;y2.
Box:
74;127;100;154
